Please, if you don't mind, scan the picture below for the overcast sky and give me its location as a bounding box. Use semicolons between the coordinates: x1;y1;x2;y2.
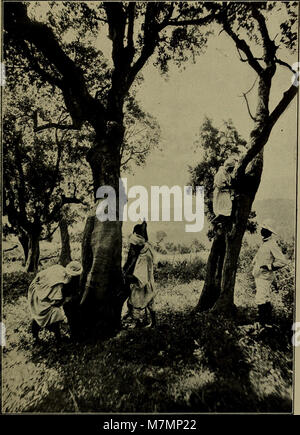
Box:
124;28;297;204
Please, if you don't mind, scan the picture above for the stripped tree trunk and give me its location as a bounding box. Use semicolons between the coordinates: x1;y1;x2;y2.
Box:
79;125;129;336
25;228;41;273
59;217;72;267
18;230;29;266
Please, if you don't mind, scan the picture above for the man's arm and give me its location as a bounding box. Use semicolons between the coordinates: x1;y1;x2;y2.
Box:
270;241;289;270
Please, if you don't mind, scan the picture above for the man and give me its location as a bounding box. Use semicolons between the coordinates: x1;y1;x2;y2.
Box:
123;221;156;328
252;222;288;327
212;156;237;230
28;260;83;343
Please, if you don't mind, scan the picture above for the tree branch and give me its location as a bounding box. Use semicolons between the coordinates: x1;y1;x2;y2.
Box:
236;83;298;177
126;2;135;50
275;57;297;73
4;245;18;253
40;224;59;241
269;83;298;128
251;7;277;65
241;94;256;122
34;122;79;133
127;3;161;88
239;77;258;121
222;19;264;76
5;3;106;128
166;11;220;27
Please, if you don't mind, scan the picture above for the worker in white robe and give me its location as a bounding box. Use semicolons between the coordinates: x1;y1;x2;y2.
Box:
213;157;237;219
252;222;288;326
28;261;82;341
123;222;157;328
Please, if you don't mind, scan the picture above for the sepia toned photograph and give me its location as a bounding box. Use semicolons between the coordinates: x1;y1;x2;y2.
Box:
1;0;299;417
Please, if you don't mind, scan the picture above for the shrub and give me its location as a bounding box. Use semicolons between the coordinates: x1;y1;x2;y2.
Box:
237;241;258;274
154;257;206;284
3;271;35;305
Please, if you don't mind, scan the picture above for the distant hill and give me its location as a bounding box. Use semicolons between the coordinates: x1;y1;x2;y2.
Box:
8;197;292;251
140;198;296;246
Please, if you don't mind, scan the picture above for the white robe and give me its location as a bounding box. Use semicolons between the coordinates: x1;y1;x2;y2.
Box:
28;265;69;327
252;237;288;304
129;243;156;309
213;166;233;217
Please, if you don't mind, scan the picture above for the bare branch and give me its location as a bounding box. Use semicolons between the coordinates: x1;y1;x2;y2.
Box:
236;83;298;177
241;94;256;122
3;245;18;253
126;2;135;50
34;111;79;133
275;57;297;73
239;77;258;121
40;224;59;241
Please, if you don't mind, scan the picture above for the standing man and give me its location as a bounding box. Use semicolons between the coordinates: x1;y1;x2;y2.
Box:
212;156;237;230
252;222;288;327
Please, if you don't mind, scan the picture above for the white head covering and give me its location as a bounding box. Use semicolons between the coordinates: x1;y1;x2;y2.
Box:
65;261;83;276
261;221;277;235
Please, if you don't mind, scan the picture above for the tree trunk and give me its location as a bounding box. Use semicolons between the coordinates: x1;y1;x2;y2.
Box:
196;158;263;315
80;124;128;337
213;192;255;313
59;217;72;267
18;230;29;266
25;230;40;273
195;232;226;312
196;64;279;315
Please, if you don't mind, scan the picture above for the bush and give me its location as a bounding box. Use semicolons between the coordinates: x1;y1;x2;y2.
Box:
237;239;294;319
154;245;167;255
237;241;258;274
3;271;35;304
154;257;206;284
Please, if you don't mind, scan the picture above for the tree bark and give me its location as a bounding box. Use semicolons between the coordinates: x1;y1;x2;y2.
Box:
79;124;129;337
196;170;261;314
59;217;72;267
18;230;29;266
25;230;41;273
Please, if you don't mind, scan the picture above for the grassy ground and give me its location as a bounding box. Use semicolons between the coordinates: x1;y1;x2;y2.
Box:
2;270;293;413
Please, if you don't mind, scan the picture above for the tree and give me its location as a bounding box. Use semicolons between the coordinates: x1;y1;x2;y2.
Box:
121;95;161;173
193;2;298;313
3;83;91;272
189;117;257;240
4;1;216;335
58;209;73;267
5;2;297;332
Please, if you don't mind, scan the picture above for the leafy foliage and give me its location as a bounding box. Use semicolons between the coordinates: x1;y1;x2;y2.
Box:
188;117;257;238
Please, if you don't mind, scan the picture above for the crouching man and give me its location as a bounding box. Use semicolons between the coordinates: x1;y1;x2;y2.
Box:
28;261;82;343
252;222;288;328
